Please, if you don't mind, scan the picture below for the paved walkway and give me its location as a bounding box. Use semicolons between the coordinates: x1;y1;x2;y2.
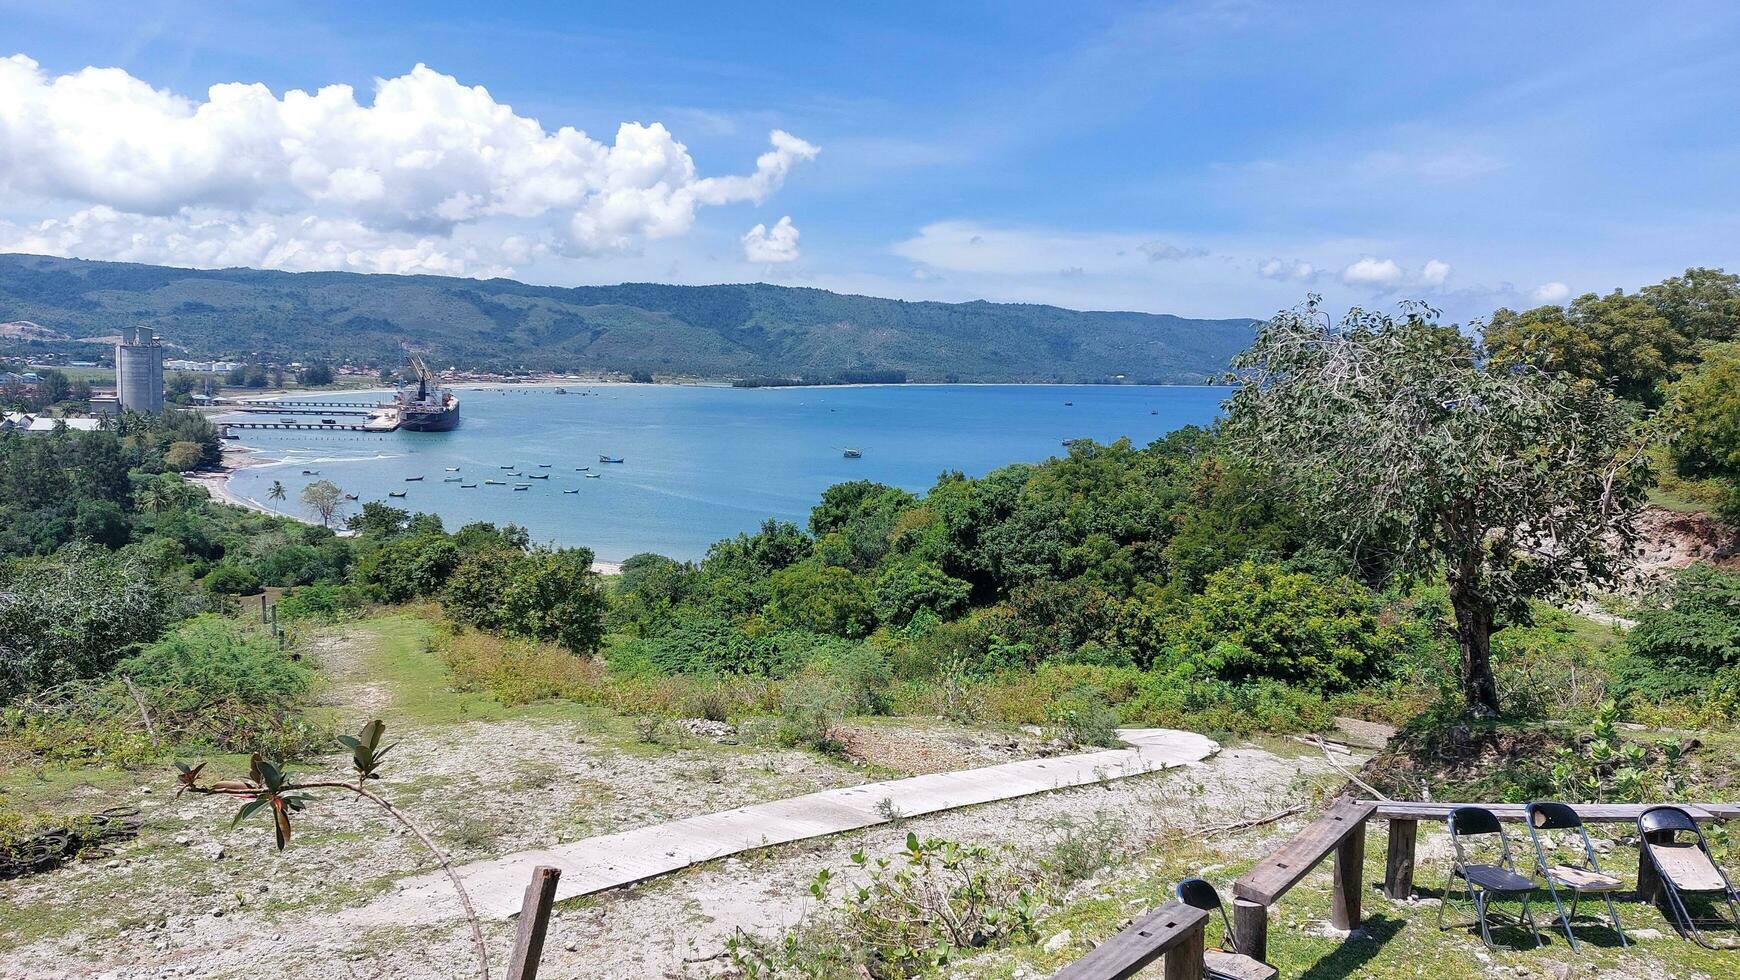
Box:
353;728;1217;924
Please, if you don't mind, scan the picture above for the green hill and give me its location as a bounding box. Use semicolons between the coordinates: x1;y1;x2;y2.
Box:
0;253;1254;383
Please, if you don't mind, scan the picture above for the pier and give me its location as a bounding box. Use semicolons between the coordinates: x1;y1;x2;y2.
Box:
232;399;384;409
223;418;398;432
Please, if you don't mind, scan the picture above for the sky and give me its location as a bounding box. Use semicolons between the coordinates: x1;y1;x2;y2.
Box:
1;0;1737;325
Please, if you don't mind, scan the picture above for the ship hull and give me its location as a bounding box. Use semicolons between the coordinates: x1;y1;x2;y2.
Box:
398;396;461;431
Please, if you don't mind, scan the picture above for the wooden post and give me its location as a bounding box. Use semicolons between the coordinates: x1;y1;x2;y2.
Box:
1162;917;1205;980
1383;818;1417;900
1636;837;1660;904
507;865;562;980
1331;818;1366;931
1232;898;1268;962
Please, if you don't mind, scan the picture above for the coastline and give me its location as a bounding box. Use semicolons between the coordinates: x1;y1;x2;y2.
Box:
189;445;624;575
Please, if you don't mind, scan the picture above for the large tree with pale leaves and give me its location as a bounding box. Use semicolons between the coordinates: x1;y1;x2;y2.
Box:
1224;298;1652;716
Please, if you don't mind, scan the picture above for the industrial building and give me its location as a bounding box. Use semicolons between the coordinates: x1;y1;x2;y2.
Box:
115;325;165;413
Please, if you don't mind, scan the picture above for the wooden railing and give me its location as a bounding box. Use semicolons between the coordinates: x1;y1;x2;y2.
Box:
1050;900;1209;980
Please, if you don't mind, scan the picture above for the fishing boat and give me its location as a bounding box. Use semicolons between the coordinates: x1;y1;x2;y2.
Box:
499;464;515;469
574;466;589;472
584;473;601;479
484;479;505;485
554;387;568;394
445;467;459;471
537;463;552;468
405;476;424;481
512;485;530;491
301;469;319;475
529;473;550;479
1064;401;1073;406
599;455;625;464
443;477;463;482
388;490;407;498
343;493;359;501
843;448;862;459
461;483;477;488
563;488;579;494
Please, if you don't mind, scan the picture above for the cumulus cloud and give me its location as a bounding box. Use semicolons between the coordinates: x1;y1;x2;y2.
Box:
1533;281;1570;303
1259;258;1315;280
741;215;801;263
1419;259;1451;286
0;55;817;272
1342;256;1402;285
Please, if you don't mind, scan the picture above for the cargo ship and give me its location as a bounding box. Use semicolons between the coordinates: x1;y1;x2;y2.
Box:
396;352;461;432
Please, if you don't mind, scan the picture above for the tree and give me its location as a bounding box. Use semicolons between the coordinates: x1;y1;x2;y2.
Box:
1642;267;1740;345
163;440;204;471
0;544;179;698
300;480;344;527
444;547;608;652
297;361;334;386
1667;341;1740;513
1486;290;1684;403
267;480;287;513
1225;298;1651;716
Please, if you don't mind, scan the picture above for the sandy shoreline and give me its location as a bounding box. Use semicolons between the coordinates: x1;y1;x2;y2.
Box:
190;446;624;574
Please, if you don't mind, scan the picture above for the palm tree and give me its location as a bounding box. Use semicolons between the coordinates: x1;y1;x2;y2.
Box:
137;481;170;513
267;480;287;513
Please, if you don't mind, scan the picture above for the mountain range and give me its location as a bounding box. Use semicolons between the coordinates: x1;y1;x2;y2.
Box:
0;253;1255;383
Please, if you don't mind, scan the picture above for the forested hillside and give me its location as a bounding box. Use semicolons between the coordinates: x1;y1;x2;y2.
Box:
0;254;1254;383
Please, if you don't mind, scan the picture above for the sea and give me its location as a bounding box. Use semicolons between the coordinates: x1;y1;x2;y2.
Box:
224;384;1226;562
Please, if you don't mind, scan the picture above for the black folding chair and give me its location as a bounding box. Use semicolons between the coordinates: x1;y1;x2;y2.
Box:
1638;805;1740;949
1524;801;1627;950
1175;878;1278;980
1436;805;1545;950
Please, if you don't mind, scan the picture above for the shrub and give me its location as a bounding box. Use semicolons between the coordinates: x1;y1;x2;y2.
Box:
445;546;608;653
119;616;311;718
203;561;263;596
1050;684;1121;747
1618;564;1740;699
275;583;368;623
809;644;894;715
873;559;970;627
765;561;877;638
778;676;846;752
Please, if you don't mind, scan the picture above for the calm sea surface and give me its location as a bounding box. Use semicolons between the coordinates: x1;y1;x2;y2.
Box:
225;384;1225;561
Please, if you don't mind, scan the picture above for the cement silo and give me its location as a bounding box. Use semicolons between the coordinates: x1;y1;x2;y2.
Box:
115;325;165;413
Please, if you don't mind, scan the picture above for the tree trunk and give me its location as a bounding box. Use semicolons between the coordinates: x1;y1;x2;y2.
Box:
1447;574;1500;717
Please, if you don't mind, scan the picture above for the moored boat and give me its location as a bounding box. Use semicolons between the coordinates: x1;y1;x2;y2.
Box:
599;455;625;463
388;490;407;498
843;448;862;458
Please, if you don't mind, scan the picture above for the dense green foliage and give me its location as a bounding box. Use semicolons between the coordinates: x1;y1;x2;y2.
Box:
0;253;1254;383
1618;565;1740;700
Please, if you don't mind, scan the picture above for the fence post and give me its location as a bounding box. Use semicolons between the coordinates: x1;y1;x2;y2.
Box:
1162;915;1205;980
1383;818;1417;900
1232;898;1268;961
1637;837;1661;904
507;865;562;980
1331;817;1366;931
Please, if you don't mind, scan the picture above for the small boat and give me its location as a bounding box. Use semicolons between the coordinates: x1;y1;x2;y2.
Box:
281;418;296;424
537;464;552;468
320;418;337;425
563;488;579;494
461;483;477;488
1064;401;1073;406
389;490;407;498
843;448;862;459
512;485;530;491
405;476;424;482
529;473;550;479
343;493;359;501
301;469;319;475
484;479;505;485
509;471;523;477
443;477;463;482
1061;439;1076;447
445;467;459;471
599;455;625;464
1150;410;1158;415
500;464;515;469
554;388;568;394
584;473;601;479
574;466;589;472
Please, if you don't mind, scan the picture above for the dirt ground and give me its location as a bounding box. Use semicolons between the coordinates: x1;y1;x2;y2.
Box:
0;620;1342;979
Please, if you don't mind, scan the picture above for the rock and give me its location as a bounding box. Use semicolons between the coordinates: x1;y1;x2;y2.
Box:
1545;963;1574;980
1043;930;1072;953
210;908;225;918
200;843;225;861
1630;927;1665;940
173;835;192;847
564;940;578;952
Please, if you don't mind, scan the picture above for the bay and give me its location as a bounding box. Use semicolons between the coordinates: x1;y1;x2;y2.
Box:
224;383;1226;561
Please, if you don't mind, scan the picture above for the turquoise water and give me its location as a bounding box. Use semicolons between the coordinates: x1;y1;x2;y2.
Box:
225;384;1225;561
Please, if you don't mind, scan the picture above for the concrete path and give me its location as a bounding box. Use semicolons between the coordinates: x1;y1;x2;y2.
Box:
353;727;1217;924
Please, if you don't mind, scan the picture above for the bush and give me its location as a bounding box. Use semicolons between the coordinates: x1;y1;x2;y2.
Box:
873;559;970;627
1050;684;1121;747
778;676;846;752
1619;564;1740;699
445;546;608;653
119;616;311;717
275;583;368;623
203;561;263;596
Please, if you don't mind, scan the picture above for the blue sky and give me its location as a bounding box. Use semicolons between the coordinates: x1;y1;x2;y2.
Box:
1;0;1737;324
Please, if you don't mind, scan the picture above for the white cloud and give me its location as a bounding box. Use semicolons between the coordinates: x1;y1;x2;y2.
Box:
0;55;817;271
1259;258;1315;280
1342;256;1403;285
1137;241;1207;262
1420;259;1451;285
1533;281;1570;303
741;215;801;263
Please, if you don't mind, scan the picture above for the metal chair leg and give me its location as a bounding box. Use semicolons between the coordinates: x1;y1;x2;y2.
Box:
1437;869;1460;932
1474;889;1497;951
1520;892;1546;948
1544;878;1577;951
1602;893;1629;947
